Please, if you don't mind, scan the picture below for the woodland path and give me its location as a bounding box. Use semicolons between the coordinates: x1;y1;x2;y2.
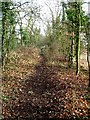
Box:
3;55;89;120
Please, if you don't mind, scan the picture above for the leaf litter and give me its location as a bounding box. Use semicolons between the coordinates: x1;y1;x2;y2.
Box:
2;47;90;119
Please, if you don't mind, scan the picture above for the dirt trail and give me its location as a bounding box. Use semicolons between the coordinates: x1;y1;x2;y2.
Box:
2;55;89;119
3;55;67;119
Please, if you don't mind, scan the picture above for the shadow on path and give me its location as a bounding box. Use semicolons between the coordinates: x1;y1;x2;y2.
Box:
2;55;82;120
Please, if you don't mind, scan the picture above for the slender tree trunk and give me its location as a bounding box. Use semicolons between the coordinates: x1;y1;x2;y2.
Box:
62;2;65;22
87;42;90;87
2;2;5;67
75;3;81;75
87;52;90;87
71;32;74;64
89;65;90;87
20;23;23;46
76;28;80;75
2;2;10;67
68;24;74;68
68;36;73;68
18;11;23;46
88;65;90;87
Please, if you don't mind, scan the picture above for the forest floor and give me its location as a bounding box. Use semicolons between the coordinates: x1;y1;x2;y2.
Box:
2;47;90;120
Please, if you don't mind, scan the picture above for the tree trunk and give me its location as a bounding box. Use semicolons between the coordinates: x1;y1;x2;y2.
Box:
76;29;80;75
62;2;65;22
68;36;73;68
2;2;6;67
87;53;90;87
89;65;90;87
87;43;90;87
75;3;81;75
71;33;74;64
68;25;75;68
2;2;10;68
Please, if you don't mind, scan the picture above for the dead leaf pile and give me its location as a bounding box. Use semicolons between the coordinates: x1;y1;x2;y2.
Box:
2;47;90;120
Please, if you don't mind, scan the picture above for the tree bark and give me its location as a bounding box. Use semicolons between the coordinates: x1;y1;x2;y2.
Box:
75;3;81;75
87;43;90;87
76;28;80;75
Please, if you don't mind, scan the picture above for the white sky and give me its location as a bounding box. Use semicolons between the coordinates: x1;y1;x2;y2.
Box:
13;0;90;14
13;0;90;34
